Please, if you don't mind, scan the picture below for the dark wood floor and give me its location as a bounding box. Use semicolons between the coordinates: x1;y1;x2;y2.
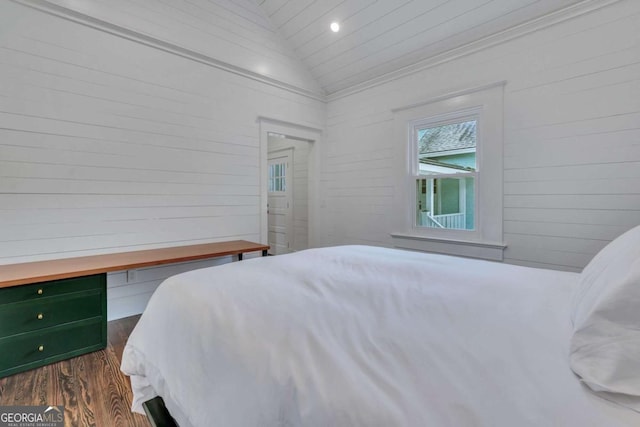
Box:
0;315;150;427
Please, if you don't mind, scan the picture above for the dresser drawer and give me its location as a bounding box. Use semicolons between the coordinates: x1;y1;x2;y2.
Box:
0;274;105;305
0;290;102;337
0;317;105;377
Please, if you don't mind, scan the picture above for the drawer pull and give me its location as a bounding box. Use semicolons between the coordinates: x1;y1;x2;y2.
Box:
38;345;44;352
37;313;44;320
37;289;43;295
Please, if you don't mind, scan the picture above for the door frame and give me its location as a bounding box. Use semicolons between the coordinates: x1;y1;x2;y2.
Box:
258;117;322;249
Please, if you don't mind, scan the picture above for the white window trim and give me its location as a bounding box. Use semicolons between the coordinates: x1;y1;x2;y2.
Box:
391;82;506;260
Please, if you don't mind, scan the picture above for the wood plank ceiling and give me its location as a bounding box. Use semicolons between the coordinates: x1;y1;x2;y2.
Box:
255;0;584;95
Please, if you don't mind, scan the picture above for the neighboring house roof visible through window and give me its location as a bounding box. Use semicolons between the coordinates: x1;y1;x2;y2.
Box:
419;121;476;155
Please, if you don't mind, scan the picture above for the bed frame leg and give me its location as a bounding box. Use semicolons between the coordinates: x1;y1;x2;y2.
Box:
142;396;179;427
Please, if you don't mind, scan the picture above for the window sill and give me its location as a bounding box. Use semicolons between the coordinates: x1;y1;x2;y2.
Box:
390;233;507;261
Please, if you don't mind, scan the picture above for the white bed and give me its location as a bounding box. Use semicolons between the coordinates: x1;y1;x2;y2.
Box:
121;238;640;426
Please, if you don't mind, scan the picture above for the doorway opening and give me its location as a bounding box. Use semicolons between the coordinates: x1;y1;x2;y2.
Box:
267;133;312;255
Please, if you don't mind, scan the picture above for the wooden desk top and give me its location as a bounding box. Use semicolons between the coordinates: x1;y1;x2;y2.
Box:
0;240;269;288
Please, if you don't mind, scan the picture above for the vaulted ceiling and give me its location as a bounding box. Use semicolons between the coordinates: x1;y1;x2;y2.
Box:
256;0;585;95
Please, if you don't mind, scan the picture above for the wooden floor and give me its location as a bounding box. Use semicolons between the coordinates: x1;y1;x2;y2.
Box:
0;315;150;427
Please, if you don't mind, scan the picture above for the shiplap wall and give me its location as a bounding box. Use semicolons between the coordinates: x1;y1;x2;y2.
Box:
321;0;640;272
268;135;312;251
0;1;324;318
38;0;322;95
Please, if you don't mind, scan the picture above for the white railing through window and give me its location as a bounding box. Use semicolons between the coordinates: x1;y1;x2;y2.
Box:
426;212;466;229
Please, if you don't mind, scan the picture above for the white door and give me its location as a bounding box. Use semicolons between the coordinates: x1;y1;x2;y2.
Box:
268;150;293;255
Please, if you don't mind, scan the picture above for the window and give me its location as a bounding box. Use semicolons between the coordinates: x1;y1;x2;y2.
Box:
391;82;505;260
268;161;286;192
413;119;477;230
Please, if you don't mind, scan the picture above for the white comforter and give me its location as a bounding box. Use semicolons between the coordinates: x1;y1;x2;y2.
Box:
121;246;640;426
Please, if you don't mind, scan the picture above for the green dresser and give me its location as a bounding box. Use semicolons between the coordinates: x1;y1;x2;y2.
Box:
0;274;107;377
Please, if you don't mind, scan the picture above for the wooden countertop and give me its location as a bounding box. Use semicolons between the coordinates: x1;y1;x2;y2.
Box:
0;240;269;288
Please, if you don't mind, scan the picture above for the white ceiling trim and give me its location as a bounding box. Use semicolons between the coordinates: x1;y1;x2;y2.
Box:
10;0;327;102
327;0;623;102
391;81;507;113
257;116;324;135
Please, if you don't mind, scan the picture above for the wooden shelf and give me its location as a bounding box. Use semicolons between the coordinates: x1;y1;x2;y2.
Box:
0;240;269;288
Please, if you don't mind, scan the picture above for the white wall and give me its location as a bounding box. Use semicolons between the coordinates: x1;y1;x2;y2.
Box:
0;0;324;318
320;0;640;272
268;135;312;251
106;256;232;321
21;0;323;96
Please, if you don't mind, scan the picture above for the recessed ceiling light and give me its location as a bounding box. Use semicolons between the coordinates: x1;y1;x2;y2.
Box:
330;22;340;33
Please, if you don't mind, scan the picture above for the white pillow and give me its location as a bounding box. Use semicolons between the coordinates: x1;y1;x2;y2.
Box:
570;224;640;411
